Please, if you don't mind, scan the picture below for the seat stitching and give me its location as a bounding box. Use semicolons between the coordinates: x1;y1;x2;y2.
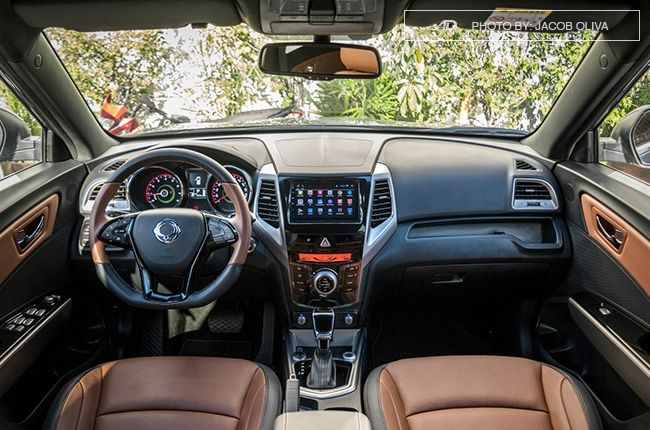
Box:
240;382;265;430
404;405;551;418
406;406;552;424
379;378;404;430
95;409;241;420
239;367;260;420
559;378;574;430
73;382;85;430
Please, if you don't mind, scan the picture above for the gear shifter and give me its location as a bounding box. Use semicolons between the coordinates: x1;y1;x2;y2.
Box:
306;308;336;389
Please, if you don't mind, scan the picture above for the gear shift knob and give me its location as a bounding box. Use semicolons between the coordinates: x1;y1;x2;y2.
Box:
312;308;335;349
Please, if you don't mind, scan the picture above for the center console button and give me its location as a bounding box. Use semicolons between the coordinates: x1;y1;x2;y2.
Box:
313;269;338;296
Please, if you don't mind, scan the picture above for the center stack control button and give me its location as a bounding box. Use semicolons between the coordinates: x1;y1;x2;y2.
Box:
312;269;338;296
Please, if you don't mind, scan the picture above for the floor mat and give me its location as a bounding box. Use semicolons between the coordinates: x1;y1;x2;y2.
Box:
369;304;496;368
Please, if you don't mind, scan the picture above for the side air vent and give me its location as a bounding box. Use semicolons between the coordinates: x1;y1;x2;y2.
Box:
88;182;127;202
371;179;393;227
257;180;280;228
102;160;126;171
514;159;539;171
512;179;558;210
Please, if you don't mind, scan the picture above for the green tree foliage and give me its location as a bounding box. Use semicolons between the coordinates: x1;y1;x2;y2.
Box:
0;84;41;135
600;70;650;136
169;25;294;119
314;28;591;131
311;72;397;121
47;28;173;109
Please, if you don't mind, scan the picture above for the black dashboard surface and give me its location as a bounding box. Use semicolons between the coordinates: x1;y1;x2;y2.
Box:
378;138;560;222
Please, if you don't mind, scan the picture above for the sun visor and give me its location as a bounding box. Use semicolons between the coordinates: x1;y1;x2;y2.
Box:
404;1;637;36
12;0;241;31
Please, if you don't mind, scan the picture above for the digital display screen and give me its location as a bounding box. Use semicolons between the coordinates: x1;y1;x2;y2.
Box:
299;253;352;263
187;169;208;199
289;181;360;223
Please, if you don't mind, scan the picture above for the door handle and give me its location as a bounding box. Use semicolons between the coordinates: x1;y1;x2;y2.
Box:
595;214;626;251
14;214;45;252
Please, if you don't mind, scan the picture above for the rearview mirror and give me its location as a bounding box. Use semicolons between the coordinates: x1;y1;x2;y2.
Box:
259;43;381;80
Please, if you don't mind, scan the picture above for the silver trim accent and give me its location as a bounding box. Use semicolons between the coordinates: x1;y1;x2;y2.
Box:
152;218;182;244
511;178;559;211
312;269;339;297
254;164;285;246
285;329;365;399
363;163;397;263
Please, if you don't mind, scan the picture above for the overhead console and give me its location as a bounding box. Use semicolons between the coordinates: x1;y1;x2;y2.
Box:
260;0;385;35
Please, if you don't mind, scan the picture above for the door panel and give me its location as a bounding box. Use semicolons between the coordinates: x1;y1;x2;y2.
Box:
541;160;650;429
581;194;650;296
0;158;86;424
0;194;58;284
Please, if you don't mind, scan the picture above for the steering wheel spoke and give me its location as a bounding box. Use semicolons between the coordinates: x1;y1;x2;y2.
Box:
97;213;139;249
205;213;239;250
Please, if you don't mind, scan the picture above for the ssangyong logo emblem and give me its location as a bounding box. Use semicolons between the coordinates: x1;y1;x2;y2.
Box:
153;219;181;244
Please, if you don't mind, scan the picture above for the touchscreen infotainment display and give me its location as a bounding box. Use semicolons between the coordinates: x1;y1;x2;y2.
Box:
289;181;360;223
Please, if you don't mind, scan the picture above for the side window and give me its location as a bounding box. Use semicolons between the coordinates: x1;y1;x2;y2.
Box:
598;68;650;183
0;79;43;180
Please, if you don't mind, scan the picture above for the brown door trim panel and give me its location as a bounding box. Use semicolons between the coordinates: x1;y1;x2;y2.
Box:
0;194;59;284
581;193;650;296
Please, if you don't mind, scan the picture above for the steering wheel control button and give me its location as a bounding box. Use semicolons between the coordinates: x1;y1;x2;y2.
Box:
100;217;133;247
153;218;181;244
313;269;338;296
208;218;238;247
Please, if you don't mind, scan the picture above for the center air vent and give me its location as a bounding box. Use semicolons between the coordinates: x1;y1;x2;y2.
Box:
512;179;558;210
370;179;393;227
257;180;280;228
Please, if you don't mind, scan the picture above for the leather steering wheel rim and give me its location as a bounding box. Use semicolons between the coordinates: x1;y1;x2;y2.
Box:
89;148;252;309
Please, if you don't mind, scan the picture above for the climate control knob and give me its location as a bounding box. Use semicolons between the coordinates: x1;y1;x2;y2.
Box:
312;269;338;296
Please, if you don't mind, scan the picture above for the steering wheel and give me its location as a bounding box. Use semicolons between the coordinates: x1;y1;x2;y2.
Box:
89;148;252;309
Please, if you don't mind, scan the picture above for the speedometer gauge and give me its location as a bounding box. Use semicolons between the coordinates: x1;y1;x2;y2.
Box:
209;166;251;213
145;172;183;208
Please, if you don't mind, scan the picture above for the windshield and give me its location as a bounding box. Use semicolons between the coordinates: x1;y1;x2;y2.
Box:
47;25;592;136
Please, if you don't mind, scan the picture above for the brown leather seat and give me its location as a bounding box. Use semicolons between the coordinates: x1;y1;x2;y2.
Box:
45;356;281;430
364;355;601;430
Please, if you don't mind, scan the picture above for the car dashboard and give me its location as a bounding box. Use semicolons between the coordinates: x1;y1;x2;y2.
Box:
76;131;569;331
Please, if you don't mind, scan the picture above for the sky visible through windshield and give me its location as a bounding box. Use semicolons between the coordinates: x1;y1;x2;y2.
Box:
45;24;592;136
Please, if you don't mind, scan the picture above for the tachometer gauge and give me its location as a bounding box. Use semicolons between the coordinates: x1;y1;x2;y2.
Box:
145;172;183;208
209;166;252;213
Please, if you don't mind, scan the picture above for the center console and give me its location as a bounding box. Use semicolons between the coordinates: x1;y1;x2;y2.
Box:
254;157;396;408
283;177;369;316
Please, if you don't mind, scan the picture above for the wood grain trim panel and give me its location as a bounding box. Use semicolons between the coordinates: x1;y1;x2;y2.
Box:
581;193;650;296
0;194;59;284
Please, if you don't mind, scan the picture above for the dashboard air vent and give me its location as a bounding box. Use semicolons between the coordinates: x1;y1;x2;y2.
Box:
515;159;538;171
512;179;557;210
103;160;126;171
88;182;127;202
371;179;392;227
257;180;280;228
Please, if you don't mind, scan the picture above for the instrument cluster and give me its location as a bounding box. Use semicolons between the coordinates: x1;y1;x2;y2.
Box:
128;163;253;214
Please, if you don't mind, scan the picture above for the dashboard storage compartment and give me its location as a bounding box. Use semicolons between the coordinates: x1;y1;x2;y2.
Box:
407;217;562;250
403;263;551;296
